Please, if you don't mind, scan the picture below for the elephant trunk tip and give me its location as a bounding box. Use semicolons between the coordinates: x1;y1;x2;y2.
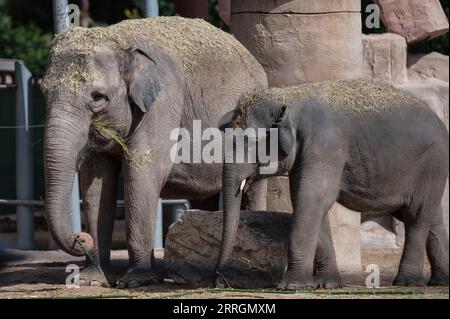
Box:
60;232;94;257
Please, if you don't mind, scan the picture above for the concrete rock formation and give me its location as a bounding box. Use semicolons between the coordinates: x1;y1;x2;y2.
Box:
164;209;361;287
362;33;408;86
374;0;449;44
230;0;363;86
408;52;449;82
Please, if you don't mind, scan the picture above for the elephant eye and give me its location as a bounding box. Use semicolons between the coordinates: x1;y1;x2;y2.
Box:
90;92;109;112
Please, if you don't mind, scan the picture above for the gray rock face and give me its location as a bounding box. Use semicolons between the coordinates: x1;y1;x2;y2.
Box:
164;210;290;288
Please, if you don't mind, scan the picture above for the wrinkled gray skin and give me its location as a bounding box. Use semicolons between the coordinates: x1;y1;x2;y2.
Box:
43;45;268;288
215;92;449;290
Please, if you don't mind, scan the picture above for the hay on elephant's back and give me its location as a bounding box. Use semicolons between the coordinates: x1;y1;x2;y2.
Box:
232;80;426;127
41;17;261;93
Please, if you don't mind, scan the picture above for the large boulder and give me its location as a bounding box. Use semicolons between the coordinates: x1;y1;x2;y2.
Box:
362;33;408;86
374;0;449;44
164;209;361;288
266;176;292;212
408;52;449;82
230;0;363;86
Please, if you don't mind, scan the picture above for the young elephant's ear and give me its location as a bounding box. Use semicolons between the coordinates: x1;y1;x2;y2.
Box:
218;110;235;132
128;48;161;113
273;105;294;156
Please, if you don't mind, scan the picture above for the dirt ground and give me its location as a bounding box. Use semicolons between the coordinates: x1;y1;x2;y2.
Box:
0;249;448;299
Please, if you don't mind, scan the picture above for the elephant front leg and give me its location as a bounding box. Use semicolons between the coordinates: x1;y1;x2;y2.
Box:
79;154;120;287
314;214;343;289
278;161;343;291
116;167;164;289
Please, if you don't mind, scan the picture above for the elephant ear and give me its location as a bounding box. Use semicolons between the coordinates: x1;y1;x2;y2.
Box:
273;105;294;157
128;48;161;113
218;110;235;131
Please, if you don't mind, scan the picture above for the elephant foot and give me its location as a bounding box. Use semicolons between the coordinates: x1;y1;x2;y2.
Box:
277;271;316;291
393;273;425;287
317;273;343;290
116;267;163;289
79;265;110;287
427;272;449;286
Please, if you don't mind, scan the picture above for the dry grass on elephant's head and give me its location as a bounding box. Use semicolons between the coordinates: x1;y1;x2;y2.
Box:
232;80;426;128
41;17;261;94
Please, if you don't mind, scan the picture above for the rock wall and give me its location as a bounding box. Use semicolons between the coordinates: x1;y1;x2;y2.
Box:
362;33;408;86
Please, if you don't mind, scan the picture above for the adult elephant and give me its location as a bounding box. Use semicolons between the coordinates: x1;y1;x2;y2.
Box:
41;17;268;288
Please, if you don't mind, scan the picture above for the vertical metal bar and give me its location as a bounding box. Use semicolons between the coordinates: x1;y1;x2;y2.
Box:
15;61;34;250
70;175;81;233
144;0;160;248
52;0;69;34
219;192;224;211
154;198;163;249
143;0;159;18
52;0;82;234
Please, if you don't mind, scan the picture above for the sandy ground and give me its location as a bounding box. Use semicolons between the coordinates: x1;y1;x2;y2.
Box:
0;249;448;299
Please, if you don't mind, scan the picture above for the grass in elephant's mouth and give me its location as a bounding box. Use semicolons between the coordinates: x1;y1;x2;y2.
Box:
91;117;152;170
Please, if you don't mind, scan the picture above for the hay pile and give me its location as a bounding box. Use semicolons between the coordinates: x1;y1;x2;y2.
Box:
232;80;426;127
41;16;261;94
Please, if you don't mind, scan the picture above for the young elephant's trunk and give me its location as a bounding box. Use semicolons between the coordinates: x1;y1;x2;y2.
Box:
214;163;243;287
44;105;93;256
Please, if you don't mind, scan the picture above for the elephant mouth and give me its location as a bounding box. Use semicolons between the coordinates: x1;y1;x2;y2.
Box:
90;123;121;145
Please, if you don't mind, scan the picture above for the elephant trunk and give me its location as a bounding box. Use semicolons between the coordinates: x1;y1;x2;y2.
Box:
44;105;93;256
214;163;244;287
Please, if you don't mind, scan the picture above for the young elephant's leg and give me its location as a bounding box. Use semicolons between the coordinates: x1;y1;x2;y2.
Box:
277;160;343;291
116;166;164;289
79;154;120;287
394;203;433;286
314;214;343;289
426;205;449;286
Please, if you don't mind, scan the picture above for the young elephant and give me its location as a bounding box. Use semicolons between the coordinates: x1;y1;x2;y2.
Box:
215;80;449;290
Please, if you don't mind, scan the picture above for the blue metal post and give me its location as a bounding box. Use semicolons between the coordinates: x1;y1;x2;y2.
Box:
52;0;82;234
144;0;161;248
52;0;68;34
144;0;159;18
15;62;34;250
155;199;164;249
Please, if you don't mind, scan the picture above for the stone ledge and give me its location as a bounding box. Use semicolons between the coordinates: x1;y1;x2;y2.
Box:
232;0;361;14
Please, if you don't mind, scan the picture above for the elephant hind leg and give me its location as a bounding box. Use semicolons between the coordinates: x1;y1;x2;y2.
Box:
426;205;449;286
394;203;435;286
